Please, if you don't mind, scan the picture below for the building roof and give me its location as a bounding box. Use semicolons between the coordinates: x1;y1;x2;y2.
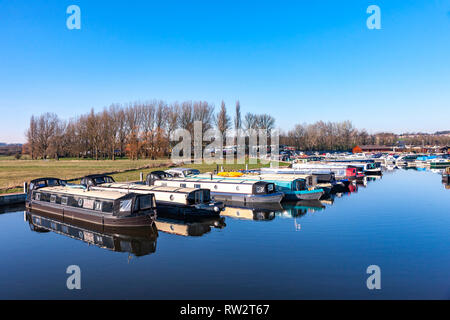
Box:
359;145;394;150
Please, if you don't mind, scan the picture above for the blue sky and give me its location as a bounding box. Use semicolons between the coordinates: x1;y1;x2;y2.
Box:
1;0;449;143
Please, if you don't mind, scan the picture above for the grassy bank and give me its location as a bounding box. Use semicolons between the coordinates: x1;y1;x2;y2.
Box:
0;158;287;193
0;159;170;191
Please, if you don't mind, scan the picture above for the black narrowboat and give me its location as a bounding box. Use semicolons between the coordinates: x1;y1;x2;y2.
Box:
26;178;156;228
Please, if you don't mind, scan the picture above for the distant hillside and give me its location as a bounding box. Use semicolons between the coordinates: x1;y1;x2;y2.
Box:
435;130;450;135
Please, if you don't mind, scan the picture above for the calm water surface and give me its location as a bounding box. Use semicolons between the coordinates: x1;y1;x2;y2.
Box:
0;169;449;299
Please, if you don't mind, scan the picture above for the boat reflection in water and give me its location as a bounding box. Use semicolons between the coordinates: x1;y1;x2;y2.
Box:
0;204;25;215
277;200;325;218
25;210;158;257
155;216;226;237
221;202;281;221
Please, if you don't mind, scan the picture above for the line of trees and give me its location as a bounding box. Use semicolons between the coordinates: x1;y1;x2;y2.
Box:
23;100;450;160
280;121;372;151
23;100;277;160
399;134;450;147
280;121;450;151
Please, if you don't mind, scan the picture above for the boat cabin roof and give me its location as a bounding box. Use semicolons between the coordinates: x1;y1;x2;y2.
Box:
155;177;269;186
30;177;66;187
36;186;137;201
166;167;198;173
99;182;204;194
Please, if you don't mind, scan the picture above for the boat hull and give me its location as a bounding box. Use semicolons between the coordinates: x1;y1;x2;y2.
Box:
284;189;324;201
26;200;155;228
211;191;284;204
364;169;382;176
155;201;222;220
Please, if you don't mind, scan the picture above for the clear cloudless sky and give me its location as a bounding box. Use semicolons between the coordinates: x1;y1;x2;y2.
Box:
1;0;450;143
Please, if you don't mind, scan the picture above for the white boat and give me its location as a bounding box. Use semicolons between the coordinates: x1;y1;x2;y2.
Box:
146;171;284;204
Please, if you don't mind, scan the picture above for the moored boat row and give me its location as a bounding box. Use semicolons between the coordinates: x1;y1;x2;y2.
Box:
24;152;411;229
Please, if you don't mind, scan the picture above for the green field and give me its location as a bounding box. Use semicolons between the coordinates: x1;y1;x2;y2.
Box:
0;158;286;193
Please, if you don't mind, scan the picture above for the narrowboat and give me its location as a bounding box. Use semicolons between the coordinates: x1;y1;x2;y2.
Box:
259;167;356;188
26;178;156;228
292;163;365;180
190;173;324;201
146;171;284;204
81;174;224;219
25;210;158;257
328;162;382;175
248;167;335;184
247;170;350;194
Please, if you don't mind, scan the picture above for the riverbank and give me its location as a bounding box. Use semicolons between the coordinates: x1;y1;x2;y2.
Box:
0;158;286;194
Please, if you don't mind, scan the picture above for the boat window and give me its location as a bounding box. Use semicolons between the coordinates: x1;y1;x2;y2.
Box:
94;201;102;211
194;191;204;203
119;199;132;212
35;193;41;201
139;195;153;210
78;198;83;207
93;176;114;184
185;169;200;176
267;184;274;192
194;184;201;188
83;199;95;209
50;195;56;203
102;201;114;213
61;197;68;205
180;183;186;188
47;179;60;187
295;180;306;191
170;195;174;201
256;185;265;193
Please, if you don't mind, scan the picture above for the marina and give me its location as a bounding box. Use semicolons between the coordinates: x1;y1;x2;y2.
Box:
0;166;448;299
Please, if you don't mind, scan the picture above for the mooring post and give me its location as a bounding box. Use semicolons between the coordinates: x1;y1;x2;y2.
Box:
246;164;248;171
140;172;143;182
23;182;27;193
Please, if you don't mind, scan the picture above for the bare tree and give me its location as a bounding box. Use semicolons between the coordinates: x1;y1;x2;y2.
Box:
216;101;231;141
